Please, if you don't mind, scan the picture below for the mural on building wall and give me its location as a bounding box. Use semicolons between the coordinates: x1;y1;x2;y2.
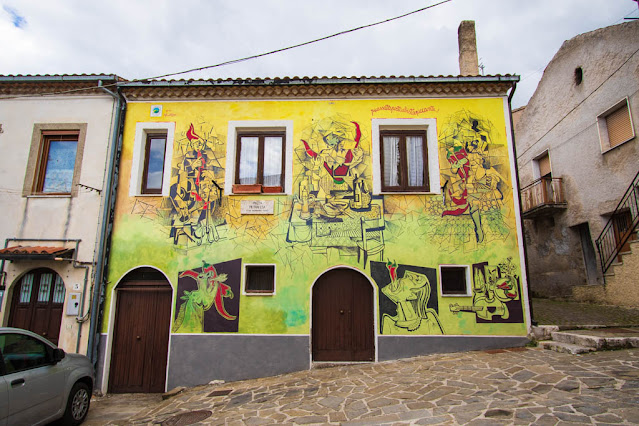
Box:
448;257;524;324
286;115;385;266
163;122;227;249
372;261;444;335
173;259;241;333
421;110;511;253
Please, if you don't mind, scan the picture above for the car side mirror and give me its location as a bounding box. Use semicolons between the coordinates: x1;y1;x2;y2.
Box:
53;348;66;364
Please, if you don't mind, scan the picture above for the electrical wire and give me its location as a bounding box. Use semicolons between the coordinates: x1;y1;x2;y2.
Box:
0;0;453;100
143;0;453;81
518;45;639;159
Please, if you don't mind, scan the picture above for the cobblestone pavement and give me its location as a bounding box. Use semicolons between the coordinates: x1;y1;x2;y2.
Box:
86;347;639;425
532;298;639;326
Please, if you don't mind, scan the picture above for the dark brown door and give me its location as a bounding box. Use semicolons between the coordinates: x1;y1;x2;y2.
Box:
8;269;65;345
109;280;172;393
613;210;636;255
312;268;374;362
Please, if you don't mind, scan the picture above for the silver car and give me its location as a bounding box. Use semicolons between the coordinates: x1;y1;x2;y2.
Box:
0;327;93;425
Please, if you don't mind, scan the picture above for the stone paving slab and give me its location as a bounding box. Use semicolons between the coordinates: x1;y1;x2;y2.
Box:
85;348;639;425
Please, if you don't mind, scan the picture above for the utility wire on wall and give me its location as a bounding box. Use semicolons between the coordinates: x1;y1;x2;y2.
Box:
0;0;453;100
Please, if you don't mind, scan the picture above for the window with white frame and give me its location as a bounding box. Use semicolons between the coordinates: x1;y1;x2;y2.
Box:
597;98;635;152
130;122;175;196
371;119;440;194
439;265;471;296
243;264;276;294
225;121;293;195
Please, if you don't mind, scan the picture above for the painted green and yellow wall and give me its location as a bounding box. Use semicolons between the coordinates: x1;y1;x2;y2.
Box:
98;92;531;391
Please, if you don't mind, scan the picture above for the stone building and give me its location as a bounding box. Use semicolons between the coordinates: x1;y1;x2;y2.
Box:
95;22;531;394
515;20;639;306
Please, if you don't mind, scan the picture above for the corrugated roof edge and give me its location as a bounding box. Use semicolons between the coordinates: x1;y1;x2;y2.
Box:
119;74;520;87
0;74;124;82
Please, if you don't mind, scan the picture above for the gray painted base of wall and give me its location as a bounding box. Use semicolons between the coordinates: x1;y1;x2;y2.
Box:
96;333;530;393
378;335;530;361
167;335;311;389
95;334;108;393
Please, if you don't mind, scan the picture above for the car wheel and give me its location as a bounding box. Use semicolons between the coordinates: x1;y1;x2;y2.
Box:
62;382;91;425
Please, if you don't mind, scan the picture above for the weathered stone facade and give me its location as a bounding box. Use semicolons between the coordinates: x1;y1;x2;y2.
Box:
515;20;639;303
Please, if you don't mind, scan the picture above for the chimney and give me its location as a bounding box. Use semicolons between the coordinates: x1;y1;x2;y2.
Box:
458;20;479;76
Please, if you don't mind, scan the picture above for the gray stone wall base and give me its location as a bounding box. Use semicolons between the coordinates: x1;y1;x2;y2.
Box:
94;334;108;394
96;334;531;393
378;335;530;361
167;335;311;389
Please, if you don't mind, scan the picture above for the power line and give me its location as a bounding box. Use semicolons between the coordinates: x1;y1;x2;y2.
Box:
144;0;453;80
0;0;453;100
518;45;639;159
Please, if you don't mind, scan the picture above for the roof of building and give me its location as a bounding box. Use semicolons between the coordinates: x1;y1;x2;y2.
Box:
0;74;122;98
0;73;519;99
119;74;519;100
0;245;75;261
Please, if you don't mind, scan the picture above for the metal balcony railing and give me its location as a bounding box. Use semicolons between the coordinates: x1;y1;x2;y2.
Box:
596;170;639;275
520;177;566;217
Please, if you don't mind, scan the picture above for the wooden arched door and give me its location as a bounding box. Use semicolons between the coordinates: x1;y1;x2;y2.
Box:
312;268;374;362
8;268;65;345
109;268;172;393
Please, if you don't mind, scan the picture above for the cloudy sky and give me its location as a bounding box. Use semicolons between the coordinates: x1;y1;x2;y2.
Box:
1;0;637;107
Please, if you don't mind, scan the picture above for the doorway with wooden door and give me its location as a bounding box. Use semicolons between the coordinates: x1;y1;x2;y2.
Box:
312;268;375;362
8;268;66;345
108;268;172;393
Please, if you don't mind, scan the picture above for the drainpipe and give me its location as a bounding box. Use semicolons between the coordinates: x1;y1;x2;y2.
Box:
507;82;536;327
87;82;126;365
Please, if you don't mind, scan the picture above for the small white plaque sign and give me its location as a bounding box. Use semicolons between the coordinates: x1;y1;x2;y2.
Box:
241;200;274;215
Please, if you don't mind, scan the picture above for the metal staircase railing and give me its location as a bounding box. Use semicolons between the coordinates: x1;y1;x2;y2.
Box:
596;170;639;275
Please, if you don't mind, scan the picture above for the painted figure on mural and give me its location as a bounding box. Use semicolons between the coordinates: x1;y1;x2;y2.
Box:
440;111;508;245
302;116;365;187
168;122;225;247
381;261;444;334
449;257;522;323
287;115;384;265
173;262;235;333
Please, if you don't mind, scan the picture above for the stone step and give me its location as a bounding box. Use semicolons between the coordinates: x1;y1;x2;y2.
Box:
538;340;595;354
551;331;639;350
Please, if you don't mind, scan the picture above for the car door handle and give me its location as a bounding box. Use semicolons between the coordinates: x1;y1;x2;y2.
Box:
11;378;25;387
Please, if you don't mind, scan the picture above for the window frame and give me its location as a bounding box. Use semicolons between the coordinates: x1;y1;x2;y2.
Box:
0;333;54;374
379;129;429;192
532;150;551;180
371;118;440;195
597;97;635;153
141;132;168;195
130;122;175;197
234;132;286;192
439;264;472;297
242;263;276;295
23;123;87;198
225;120;294;195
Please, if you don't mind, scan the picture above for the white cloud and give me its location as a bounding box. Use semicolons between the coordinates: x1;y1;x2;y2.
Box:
0;0;636;106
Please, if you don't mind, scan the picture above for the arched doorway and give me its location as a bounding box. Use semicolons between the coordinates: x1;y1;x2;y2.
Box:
8;268;66;345
312;268;375;362
108;267;172;393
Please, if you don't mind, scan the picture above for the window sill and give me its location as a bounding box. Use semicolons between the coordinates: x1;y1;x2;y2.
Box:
441;293;472;298
244;291;275;296
377;191;440;195
27;194;72;199
133;193;165;197
230;184;286;196
601;136;635;155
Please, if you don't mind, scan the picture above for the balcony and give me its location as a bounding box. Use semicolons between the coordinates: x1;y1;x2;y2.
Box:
520;177;567;219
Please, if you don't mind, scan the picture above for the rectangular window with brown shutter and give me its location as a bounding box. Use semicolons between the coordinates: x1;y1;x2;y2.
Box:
244;264;276;294
598;98;635;152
